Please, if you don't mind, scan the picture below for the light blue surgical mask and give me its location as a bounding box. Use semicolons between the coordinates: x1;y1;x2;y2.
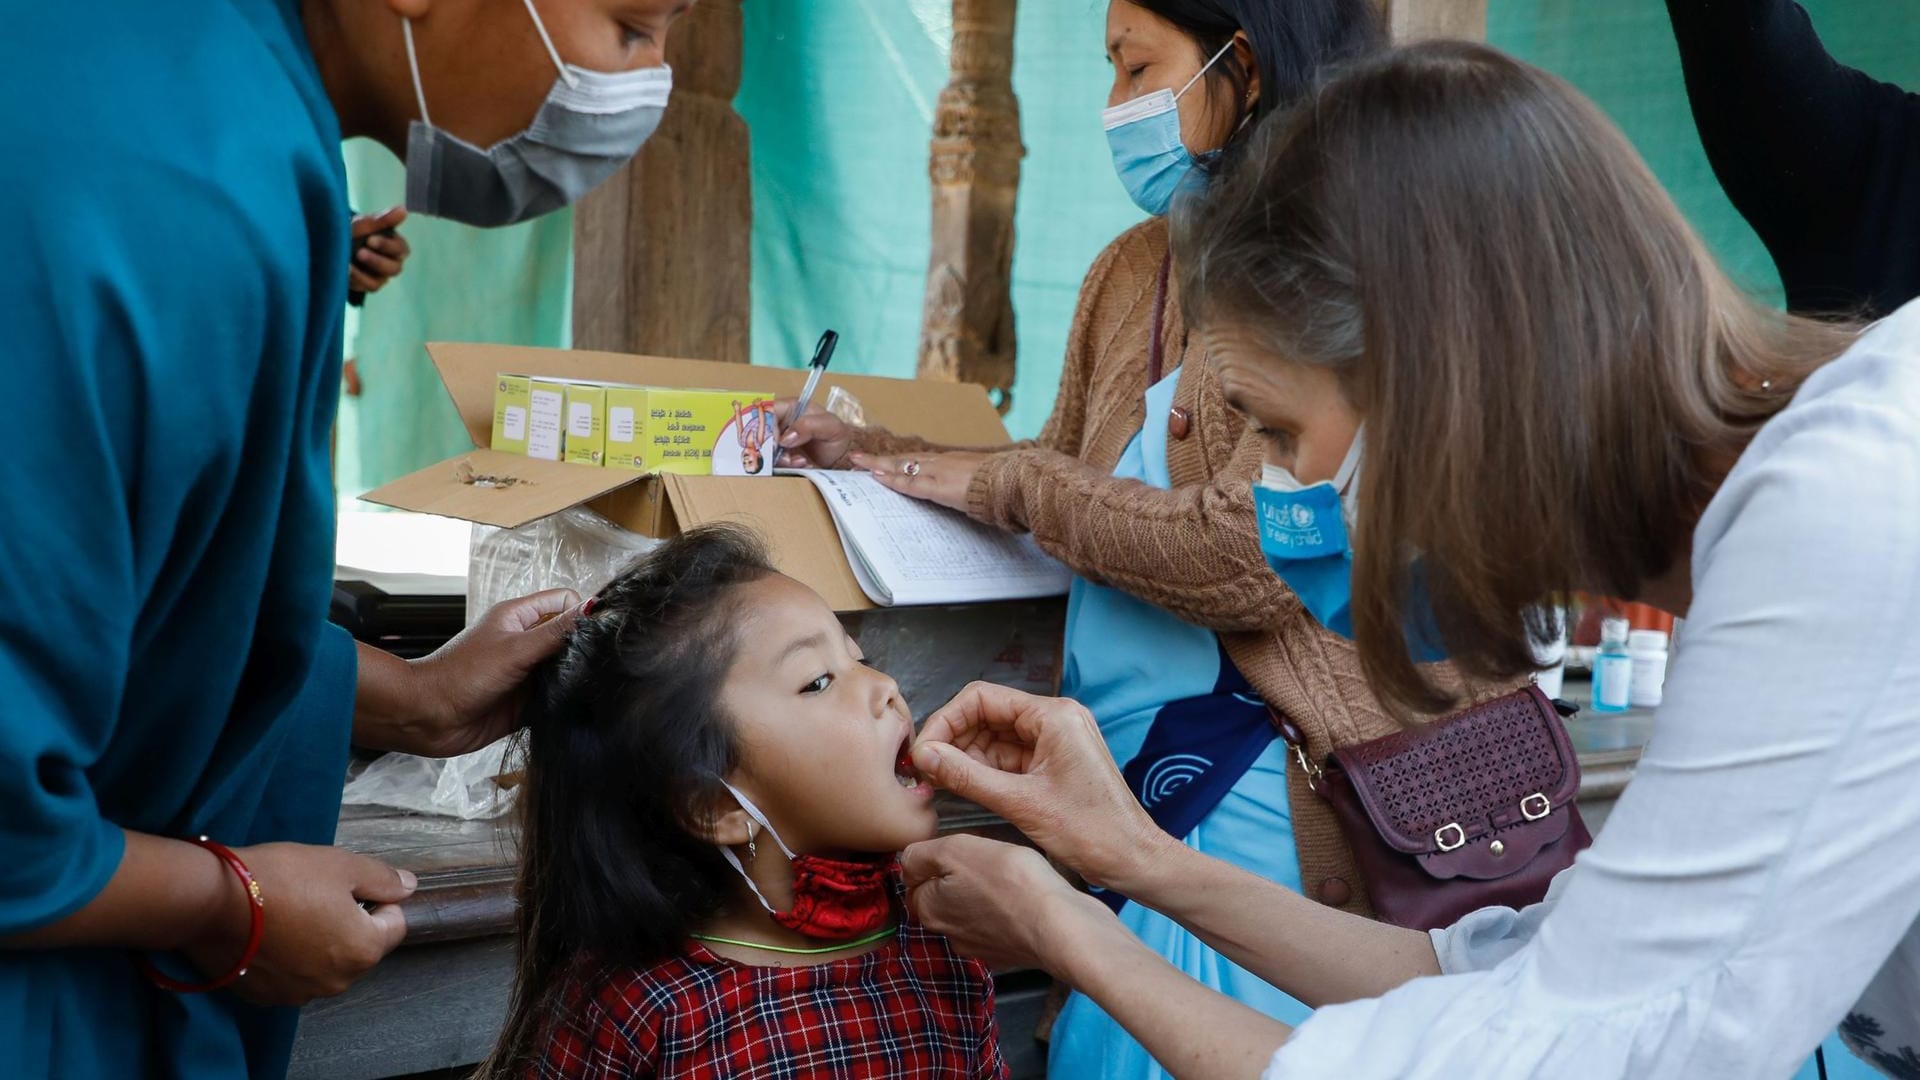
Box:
1102;39;1236;216
401;0;672;228
1254;431;1450;660
1255;429;1366;638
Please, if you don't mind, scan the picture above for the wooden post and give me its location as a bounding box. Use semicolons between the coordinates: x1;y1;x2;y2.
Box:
571;0;751;364
1376;0;1488;42
918;0;1024;413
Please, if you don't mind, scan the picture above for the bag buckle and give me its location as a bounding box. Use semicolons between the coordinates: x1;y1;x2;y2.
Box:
1290;742;1325;792
1434;822;1466;852
1520;792;1552;821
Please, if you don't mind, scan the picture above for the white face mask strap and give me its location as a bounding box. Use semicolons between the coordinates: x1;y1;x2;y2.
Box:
716;781;795;914
721;781;796;859
1175;37;1238;102
718;842;778;913
521;0;581;89
1334;425;1365;493
401;18;431;127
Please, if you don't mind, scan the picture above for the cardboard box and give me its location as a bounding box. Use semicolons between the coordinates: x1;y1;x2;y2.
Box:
564;382;606;466
525;378;567;461
363;342;1010;611
489;375;530;455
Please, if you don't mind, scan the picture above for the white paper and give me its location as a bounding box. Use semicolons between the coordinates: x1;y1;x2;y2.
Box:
567;401;594;439
609;406;636;442
788;469;1070;606
501;406;527;442
527;388;564;461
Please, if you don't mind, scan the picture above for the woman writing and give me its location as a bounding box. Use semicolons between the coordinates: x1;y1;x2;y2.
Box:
901;41;1920;1079
778;2;1498;1076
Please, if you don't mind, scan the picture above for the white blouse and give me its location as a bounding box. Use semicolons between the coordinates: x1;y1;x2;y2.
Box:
1265;303;1920;1080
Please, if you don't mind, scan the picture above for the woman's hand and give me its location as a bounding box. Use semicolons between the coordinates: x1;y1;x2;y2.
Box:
770;398;859;469
184;842;415;1006
853;450;988;513
910;682;1168;890
356;589;582;758
901;834;1114;971
348;206;411;295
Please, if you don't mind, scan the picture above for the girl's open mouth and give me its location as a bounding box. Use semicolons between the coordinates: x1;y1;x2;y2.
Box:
894;735;924;790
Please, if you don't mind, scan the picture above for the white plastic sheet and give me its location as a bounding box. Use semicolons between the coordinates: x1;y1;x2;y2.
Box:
341;506;661;819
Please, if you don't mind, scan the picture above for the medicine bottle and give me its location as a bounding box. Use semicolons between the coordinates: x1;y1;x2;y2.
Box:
1591;616;1632;713
1628;629;1669;708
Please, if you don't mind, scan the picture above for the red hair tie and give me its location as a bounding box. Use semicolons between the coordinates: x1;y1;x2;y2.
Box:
136;836;265;993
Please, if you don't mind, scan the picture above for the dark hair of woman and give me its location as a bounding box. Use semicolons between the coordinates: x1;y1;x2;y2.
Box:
1175;41;1858;714
475;524;777;1079
1140;0;1382;151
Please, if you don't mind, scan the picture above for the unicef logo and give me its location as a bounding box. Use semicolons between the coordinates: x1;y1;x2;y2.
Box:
1289;503;1316;529
1141;754;1212;808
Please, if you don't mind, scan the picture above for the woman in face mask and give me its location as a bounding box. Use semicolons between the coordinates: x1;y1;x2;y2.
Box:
897;40;1920;1080
776;3;1519;1076
0;2;686;1078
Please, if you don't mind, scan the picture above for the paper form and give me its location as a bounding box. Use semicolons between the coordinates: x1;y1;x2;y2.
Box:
790;469;1070;606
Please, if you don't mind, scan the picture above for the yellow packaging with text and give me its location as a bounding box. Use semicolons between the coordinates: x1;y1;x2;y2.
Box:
598;387;777;475
489;375;531;455
646;389;777;476
564;383;606;466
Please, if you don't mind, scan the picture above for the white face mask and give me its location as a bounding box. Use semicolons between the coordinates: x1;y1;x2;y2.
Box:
401;0;673;227
1259;426;1365;528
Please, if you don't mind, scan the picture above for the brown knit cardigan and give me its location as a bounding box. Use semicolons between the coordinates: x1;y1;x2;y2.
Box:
857;217;1501;917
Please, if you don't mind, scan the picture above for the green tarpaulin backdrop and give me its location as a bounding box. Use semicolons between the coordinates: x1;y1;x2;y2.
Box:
335;0;1920;501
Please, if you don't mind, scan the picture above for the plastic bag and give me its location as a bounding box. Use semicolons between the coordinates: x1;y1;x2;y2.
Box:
340;506;661;819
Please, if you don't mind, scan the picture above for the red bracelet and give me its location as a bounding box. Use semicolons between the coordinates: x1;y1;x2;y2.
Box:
136;836;265;993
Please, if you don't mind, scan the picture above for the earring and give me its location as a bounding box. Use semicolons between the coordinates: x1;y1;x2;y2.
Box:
746;821;758;861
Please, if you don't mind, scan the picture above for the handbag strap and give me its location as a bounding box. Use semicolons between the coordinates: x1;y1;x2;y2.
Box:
1147;250;1173;386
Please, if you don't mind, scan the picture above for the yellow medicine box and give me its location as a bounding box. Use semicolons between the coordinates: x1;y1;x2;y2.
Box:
645;389;778;476
497;372;777;475
604;385;651;472
564;382;606;466
489;374;531;456
525;378;567;461
600;387;777;475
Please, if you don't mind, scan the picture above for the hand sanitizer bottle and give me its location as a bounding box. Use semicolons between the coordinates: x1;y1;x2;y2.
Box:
1591;616;1632;713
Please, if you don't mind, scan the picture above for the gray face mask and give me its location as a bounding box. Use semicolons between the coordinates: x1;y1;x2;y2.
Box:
400;0;672;228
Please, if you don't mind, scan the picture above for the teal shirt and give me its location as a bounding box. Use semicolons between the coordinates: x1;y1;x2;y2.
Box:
0;1;358;1075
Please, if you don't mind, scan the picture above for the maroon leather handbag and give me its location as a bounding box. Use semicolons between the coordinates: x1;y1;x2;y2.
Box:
1273;685;1591;931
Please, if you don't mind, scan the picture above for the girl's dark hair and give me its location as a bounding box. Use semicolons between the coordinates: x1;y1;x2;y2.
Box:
1137;0;1381;158
478;524;777;1079
1175;41;1857;715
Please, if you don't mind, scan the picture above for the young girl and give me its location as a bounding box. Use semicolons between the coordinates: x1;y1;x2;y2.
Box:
479;524;1008;1080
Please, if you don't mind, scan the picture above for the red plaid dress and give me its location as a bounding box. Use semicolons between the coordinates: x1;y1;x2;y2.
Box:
531;885;1008;1079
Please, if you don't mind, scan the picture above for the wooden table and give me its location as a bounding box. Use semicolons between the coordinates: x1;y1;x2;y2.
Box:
292;681;1653;1080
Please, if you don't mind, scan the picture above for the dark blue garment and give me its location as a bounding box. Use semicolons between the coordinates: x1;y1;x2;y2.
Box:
0;1;357;1075
1094;648;1275;913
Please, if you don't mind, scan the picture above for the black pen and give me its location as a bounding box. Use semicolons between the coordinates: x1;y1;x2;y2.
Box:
793;330;839;419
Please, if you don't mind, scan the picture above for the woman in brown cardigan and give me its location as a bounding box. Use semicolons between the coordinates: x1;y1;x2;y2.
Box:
774;1;1483;1074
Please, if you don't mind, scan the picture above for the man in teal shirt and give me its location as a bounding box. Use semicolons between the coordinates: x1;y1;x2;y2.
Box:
0;0;691;1075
